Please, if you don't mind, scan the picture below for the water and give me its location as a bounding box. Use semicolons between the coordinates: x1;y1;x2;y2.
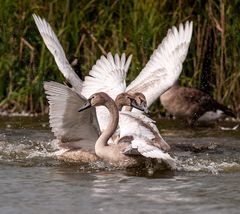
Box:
0;116;240;214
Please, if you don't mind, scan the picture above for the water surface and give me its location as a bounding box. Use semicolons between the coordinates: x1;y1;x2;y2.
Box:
0;116;239;214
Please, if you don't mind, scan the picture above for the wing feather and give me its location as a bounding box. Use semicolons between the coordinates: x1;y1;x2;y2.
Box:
118;111;170;151
33;14;82;94
120;124;175;168
82;53;132;99
130;138;176;168
126;21;193;107
119;112;155;140
82;53;132;131
44;81;99;149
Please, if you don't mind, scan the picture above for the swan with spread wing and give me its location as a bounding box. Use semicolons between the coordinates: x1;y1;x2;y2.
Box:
33;14;193;167
44;81;175;168
80;22;193;146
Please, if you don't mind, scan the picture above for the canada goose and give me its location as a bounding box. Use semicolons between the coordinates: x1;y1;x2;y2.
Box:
33;14;191;152
160;84;236;125
44;81;175;168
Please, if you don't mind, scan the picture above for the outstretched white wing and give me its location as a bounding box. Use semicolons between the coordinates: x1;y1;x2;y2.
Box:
82;52;132;99
81;53;132;132
126;21;193;107
33;14;82;94
44;81;99;149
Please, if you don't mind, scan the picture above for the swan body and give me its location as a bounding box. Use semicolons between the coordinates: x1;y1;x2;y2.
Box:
80;92;175;168
33;14;187;153
33;14;193;168
80;21;193;149
160;84;236;125
44;81;175;168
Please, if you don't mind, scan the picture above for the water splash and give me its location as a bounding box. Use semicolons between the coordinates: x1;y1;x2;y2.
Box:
176;155;240;175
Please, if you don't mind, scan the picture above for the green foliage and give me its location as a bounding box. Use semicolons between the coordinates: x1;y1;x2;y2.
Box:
0;0;239;115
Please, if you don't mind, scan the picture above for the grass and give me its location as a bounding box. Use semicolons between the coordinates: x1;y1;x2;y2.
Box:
0;0;239;116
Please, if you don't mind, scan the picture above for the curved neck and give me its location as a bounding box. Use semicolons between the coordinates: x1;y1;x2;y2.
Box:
115;94;131;111
116;102;123;111
95;99;119;157
115;97;131;112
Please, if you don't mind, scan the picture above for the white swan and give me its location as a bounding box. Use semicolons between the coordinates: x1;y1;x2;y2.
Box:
33;14;176;147
44;81;175;168
33;14;192;166
80;22;193;143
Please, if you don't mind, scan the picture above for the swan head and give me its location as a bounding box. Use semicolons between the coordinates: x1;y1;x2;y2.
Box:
115;92;147;112
133;92;148;113
78;92;113;112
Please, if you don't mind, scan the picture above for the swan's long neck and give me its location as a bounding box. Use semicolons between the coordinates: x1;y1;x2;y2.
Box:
115;94;131;111
115;97;131;112
116;102;123;111
95;100;119;158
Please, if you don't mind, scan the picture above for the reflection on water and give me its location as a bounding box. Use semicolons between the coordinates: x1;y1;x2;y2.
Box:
0;165;240;214
0;116;240;213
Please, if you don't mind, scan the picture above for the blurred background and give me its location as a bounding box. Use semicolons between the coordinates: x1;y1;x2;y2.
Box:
0;0;239;116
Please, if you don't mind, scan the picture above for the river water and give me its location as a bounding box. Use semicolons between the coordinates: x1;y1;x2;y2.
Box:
0;116;239;214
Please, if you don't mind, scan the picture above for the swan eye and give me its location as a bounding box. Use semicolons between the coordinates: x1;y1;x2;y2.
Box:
140;98;146;105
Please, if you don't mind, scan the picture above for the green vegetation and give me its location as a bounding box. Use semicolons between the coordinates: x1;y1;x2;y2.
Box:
0;0;239;116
